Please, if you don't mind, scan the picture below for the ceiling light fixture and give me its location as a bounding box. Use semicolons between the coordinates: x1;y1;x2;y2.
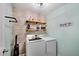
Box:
32;3;46;8
37;3;43;7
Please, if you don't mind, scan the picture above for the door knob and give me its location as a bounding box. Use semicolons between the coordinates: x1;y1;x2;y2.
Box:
3;49;8;56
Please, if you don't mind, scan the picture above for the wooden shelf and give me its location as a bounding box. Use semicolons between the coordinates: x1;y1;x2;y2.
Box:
26;29;46;32
26;20;46;24
25;19;47;34
26;29;36;32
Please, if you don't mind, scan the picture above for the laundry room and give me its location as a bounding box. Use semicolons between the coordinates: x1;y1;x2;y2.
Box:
0;3;79;56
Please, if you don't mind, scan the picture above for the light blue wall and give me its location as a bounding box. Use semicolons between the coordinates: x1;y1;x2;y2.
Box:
46;4;79;56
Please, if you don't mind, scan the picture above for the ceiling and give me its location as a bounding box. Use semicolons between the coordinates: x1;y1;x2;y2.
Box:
12;3;66;16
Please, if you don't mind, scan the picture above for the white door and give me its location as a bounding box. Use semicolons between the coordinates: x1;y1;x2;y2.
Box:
0;3;13;56
0;16;3;56
3;17;13;56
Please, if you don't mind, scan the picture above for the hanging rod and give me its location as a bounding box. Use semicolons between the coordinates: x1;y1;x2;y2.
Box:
5;16;18;23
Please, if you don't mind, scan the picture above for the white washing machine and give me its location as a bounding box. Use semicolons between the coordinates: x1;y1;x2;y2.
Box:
42;37;56;56
26;35;56;56
26;35;45;56
26;40;45;56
